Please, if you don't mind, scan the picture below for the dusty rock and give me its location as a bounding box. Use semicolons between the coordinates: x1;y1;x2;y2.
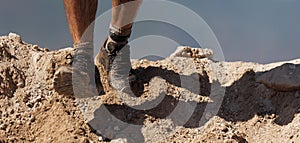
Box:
0;33;300;143
256;63;300;91
170;46;213;59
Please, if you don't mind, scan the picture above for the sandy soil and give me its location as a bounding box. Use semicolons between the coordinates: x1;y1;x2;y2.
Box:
0;33;300;143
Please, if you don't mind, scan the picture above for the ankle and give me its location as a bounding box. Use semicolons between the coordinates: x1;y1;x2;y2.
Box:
104;37;129;55
105;24;131;51
74;42;93;49
74;42;93;54
109;24;132;41
73;42;94;63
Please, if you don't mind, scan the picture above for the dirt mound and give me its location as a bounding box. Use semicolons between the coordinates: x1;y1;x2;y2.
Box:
0;33;300;143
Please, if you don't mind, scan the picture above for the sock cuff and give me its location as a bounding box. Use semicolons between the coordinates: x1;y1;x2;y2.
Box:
74;42;94;56
74;42;93;49
109;32;131;43
109;24;132;38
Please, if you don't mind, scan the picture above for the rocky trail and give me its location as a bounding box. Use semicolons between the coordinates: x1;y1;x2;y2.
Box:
0;33;300;143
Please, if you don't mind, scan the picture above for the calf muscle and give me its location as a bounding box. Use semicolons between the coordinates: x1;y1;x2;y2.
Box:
64;0;98;43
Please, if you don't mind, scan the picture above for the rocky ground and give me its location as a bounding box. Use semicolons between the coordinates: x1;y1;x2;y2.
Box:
0;33;300;143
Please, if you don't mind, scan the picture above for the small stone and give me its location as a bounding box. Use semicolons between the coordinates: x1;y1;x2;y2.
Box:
26;102;33;108
29;116;36;122
8;33;22;43
8;108;14;114
32;45;39;51
111;138;128;143
0;123;7;130
186;52;192;57
98;136;103;141
44;48;50;52
2;112;8;118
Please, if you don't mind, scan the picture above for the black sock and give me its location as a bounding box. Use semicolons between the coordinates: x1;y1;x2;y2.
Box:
106;24;132;50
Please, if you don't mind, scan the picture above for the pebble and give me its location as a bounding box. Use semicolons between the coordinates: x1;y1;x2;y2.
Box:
32;45;39;51
8;33;21;43
17;82;25;87
29;116;36;122
0;123;7;130
26;102;33;108
98;136;103;141
43;48;50;52
2;112;8;118
111;138;128;143
8;108;14;114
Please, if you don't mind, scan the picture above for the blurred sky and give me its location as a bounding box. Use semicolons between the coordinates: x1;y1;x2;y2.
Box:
0;0;299;63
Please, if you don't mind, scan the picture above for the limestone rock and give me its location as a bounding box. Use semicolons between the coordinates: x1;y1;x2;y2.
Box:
257;63;300;91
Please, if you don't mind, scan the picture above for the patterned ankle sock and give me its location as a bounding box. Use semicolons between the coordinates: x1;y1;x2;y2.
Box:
106;24;132;50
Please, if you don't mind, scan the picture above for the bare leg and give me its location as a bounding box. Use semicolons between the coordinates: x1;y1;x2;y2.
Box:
64;0;98;44
109;0;142;44
54;0;104;96
95;0;141;93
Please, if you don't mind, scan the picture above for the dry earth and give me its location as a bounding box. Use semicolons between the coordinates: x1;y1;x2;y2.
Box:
0;33;300;143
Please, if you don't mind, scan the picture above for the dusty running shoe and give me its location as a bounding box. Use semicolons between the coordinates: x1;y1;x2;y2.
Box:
53;42;104;97
95;39;136;92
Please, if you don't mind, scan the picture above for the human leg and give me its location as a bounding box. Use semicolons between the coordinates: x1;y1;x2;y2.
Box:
109;0;141;45
95;0;142;92
64;0;98;43
54;0;103;96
